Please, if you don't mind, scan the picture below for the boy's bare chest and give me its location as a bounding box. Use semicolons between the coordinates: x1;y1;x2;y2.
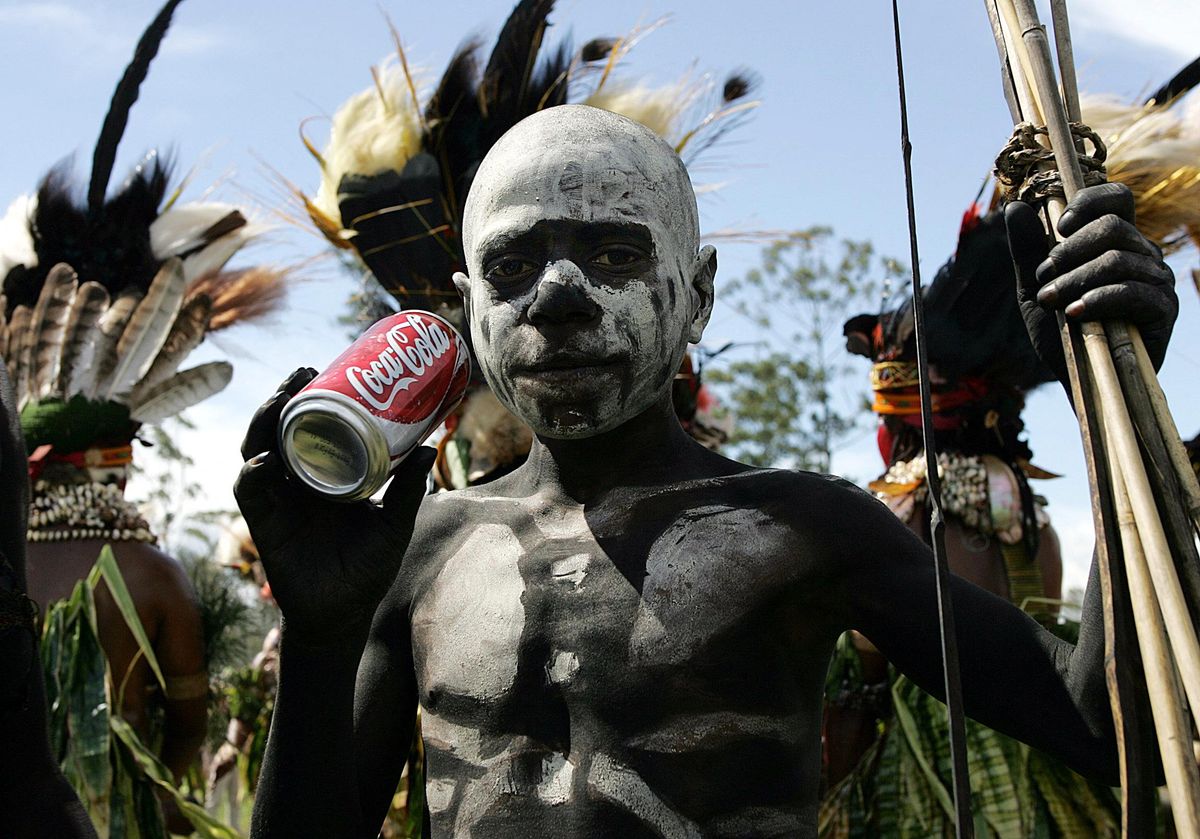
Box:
408;497;802;716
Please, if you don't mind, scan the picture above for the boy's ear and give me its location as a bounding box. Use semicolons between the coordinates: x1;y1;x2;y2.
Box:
688;245;717;343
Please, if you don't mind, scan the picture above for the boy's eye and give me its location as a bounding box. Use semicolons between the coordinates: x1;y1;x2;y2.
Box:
592;247;645;272
487;257;537;282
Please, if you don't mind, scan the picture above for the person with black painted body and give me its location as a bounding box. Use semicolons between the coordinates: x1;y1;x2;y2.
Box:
236;106;1177;838
0;358;96;839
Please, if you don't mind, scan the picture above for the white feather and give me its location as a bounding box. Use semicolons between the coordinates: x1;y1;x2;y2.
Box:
313;58;423;224
150;201;242;258
1081;92;1200;167
129;360;232;424
179;223;270;283
0;194;37;278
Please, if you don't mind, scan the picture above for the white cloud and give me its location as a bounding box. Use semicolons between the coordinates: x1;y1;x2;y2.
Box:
0;2;231;61
0;2;89;28
1069;0;1200;61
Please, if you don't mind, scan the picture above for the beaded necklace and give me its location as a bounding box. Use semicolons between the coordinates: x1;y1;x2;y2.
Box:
27;479;156;544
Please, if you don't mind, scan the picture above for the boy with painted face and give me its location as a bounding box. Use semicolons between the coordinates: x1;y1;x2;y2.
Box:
237;106;1177;838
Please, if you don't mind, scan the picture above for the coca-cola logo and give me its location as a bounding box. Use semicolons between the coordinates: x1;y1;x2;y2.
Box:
346;315;453;411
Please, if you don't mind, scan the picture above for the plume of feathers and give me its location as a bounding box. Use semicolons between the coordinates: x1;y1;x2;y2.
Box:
185;266;287;331
4;153;172;311
296;1;755;320
1079;85;1200;256
0;0;291;439
308;59;424;225
88;0;184;214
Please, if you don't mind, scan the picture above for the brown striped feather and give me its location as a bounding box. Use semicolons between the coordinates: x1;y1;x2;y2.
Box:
30;264;80;401
106;257;186;400
88;290;144;400
56;281;111;400
131;293;212;401
129;360;232;424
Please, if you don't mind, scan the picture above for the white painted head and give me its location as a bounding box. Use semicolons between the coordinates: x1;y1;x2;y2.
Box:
454;105;717;439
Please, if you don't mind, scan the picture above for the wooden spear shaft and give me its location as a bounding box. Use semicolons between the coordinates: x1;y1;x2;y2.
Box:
1047;0;1200;614
1098;407;1200;837
1128;325;1200;530
1012;0;1200;720
890;5;974;834
1004;1;1200;833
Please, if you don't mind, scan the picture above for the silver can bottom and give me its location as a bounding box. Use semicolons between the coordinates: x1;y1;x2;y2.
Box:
278;391;392;501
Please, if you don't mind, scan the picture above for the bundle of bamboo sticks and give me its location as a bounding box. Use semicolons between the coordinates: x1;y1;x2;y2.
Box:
984;1;1200;836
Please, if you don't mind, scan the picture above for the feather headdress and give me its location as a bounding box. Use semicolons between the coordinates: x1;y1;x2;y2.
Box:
290;0;760;323
0;0;286;455
843;56;1200;477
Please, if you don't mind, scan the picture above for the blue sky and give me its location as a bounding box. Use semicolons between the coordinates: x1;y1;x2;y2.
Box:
2;0;1197;590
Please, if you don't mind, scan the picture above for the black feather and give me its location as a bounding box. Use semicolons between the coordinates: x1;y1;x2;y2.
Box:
1146;54;1200;107
479;0;555;137
867;212;1054;391
722;69;760;103
88;0;184;215
343;0;573;317
425;40;484;223
528;39;572;112
581;37;617;63
338;154;461;311
7;152;174;310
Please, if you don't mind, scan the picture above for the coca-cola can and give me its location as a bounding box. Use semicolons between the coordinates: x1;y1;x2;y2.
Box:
278;310;470;501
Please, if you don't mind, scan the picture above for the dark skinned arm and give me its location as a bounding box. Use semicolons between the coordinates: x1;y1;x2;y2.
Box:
830;486;1118;782
353;586;421;830
235;369;434;839
0;359;96;838
155;559;209;783
832;182;1177;783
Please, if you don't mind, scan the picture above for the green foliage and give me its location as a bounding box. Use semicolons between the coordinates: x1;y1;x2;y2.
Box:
41;547;244;838
820;643;1122;838
708;228;904;471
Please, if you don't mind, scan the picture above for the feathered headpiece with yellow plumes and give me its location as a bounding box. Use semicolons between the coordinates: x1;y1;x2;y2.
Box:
1079;55;1200;259
288;0;760;323
0;0;286;456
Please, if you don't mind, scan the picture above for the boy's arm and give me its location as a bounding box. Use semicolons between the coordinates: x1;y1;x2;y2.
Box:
831;483;1118;781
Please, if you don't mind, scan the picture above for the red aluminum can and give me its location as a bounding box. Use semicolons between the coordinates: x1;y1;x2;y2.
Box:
278;310;470;500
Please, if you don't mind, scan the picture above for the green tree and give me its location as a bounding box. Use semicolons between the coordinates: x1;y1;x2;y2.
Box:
707;228;904;471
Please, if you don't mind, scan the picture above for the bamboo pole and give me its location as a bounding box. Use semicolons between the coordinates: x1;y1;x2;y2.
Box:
1082;322;1200;722
1043;0;1200;550
1128;324;1200;533
890;5;974;834
1001;0;1200;713
991;1;1200;831
1107;324;1200;623
1065;322;1156;836
1101;426;1200;838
